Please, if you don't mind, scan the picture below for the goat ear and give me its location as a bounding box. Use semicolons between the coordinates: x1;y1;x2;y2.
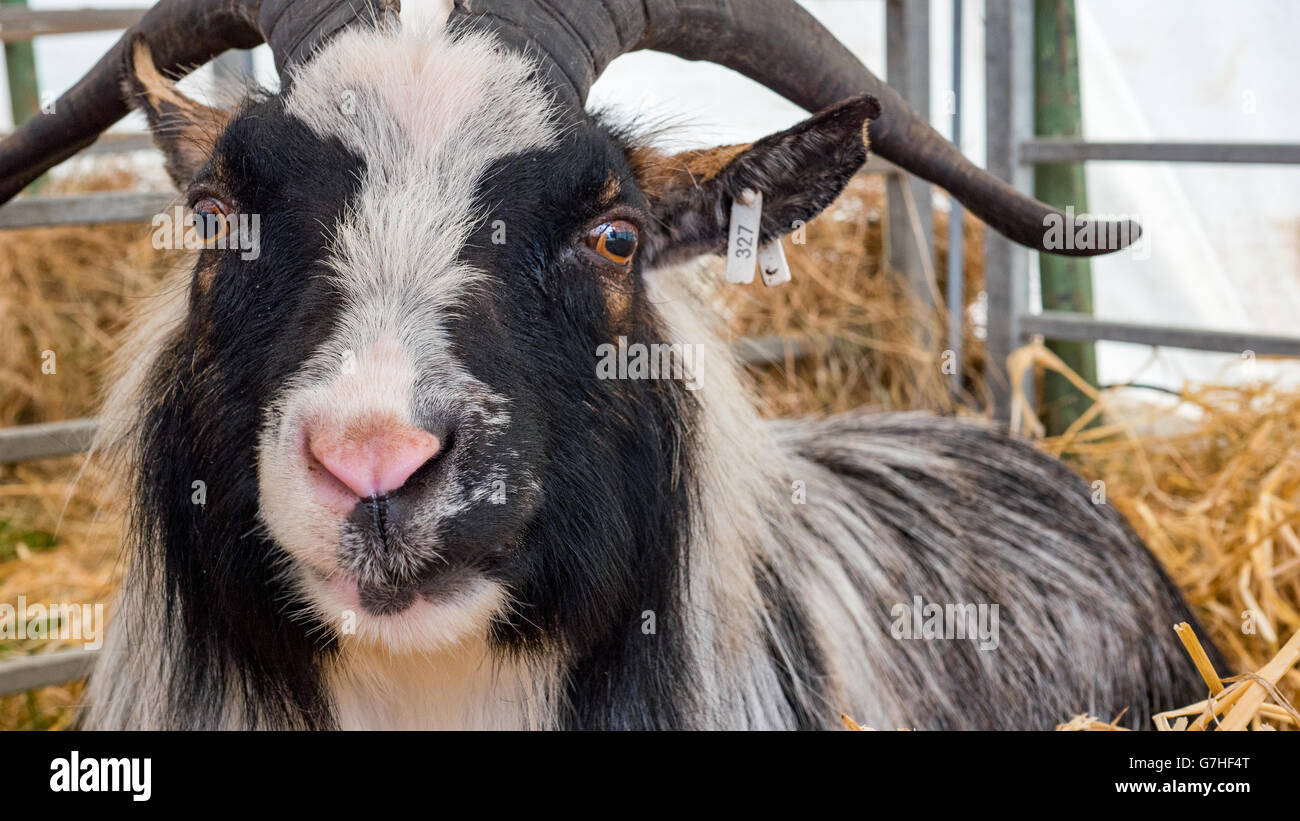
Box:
631;95;879;268
123;37;232;188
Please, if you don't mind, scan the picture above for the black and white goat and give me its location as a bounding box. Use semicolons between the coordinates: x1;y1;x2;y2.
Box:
0;0;1219;729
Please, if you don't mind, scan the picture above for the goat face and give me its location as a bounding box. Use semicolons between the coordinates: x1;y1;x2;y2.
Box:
124;25;872;660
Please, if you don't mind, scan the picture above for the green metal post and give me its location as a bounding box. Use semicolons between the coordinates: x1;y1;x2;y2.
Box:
2;0;41;126
1034;0;1096;433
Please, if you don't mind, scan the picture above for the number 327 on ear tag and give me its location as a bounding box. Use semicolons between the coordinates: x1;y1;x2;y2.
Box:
726;189;762;284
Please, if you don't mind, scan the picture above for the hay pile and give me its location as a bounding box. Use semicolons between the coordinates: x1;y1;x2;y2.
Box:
1010;344;1300;729
1;164;1297;730
0;164;170;729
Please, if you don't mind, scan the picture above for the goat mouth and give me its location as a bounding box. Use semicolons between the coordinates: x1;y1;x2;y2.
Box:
351;566;481;617
303;567;429;616
341;491;423;555
358;581;419;616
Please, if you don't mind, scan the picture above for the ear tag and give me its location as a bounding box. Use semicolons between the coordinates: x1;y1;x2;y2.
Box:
758;239;791;287
725;188;762;284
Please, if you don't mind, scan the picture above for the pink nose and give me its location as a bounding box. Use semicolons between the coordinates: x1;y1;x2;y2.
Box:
308;417;441;499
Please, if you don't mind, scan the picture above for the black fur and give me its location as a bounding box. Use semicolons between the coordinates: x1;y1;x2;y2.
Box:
459;125;701;727
132;96;366;728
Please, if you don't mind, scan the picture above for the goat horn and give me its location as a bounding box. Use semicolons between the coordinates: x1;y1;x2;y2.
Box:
0;0;399;205
450;0;1138;257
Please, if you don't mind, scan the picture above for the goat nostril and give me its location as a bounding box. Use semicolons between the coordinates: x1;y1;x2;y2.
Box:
307;422;441;499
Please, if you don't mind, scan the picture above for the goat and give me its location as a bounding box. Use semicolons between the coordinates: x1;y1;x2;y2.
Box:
0;0;1221;729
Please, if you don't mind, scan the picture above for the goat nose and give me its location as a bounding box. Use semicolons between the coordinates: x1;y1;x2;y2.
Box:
308;418;440;499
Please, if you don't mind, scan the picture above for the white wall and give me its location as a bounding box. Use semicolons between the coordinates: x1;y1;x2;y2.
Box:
1078;0;1300;388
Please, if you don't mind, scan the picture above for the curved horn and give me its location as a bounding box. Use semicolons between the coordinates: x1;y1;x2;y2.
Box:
450;0;1137;257
0;0;398;205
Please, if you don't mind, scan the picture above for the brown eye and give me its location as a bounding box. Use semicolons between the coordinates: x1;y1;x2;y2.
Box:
190;197;231;245
586;220;639;266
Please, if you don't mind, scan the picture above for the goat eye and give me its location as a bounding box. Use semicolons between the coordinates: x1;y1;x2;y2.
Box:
190;197;231;245
586;220;639;266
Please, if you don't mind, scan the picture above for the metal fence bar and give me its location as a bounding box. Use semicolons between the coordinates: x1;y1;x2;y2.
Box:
1020;139;1300;165
5;317;1289;466
0;340;817;465
66;132;154;156
946;0;964;394
885;0;936;308
0;191;172;229
0;649;99;697
734;334;823;365
0;8;146;41
0;418;98;463
862;155;897;176
984;0;1033;424
0;164;900;231
1020;311;1300;357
